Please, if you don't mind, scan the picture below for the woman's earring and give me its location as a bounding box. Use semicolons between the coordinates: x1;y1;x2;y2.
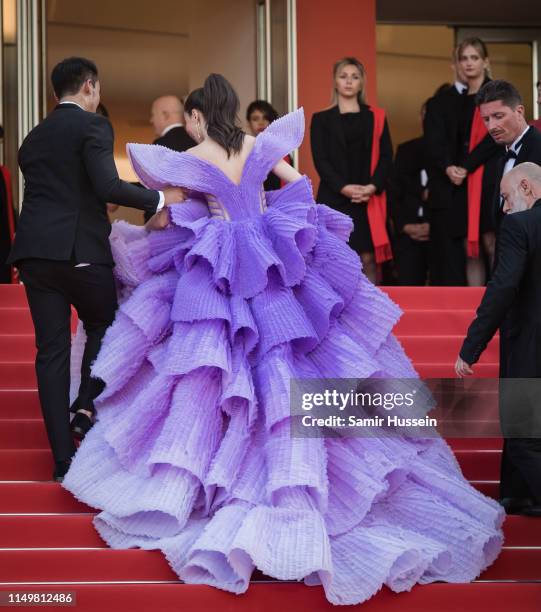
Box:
196;121;202;142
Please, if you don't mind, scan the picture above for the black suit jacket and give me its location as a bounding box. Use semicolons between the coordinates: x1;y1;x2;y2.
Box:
423;86;462;211
460;200;541;377
310;105;392;208
153;125;195;152
390;136;427;232
492;126;541;231
9;104;160;266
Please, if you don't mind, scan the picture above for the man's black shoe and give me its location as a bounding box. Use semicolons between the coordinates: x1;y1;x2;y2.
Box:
70;411;94;441
499;497;535;514
53;459;72;483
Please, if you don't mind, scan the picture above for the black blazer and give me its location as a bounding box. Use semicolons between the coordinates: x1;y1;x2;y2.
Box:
8;103;160;266
153;125;195;152
423;86;462;211
460;200;541;377
310;105;392;208
492;126;541;231
390;136;427;231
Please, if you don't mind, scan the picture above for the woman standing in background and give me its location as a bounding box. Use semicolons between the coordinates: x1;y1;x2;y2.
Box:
447;38;501;285
246;99;292;191
310;57;393;283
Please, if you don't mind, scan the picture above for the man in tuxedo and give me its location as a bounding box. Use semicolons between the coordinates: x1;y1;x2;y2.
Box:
476;80;541;237
8;57;184;481
145;95;195;223
456;162;541;517
423;63;468;285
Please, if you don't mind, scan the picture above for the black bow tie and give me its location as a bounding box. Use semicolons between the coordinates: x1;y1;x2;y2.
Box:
505;149;518;161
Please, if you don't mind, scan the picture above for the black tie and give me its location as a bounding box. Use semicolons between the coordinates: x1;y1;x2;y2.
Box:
504;149;518;162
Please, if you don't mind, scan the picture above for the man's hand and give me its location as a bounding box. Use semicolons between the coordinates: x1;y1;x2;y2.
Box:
163;187;186;205
455;356;473;377
446;166;467;186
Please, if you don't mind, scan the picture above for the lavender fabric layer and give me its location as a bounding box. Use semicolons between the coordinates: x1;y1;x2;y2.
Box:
63;109;503;606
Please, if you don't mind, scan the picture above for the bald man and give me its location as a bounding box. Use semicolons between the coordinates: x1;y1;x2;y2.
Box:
456;162;541;517
146;96;196;222
150;95;195;152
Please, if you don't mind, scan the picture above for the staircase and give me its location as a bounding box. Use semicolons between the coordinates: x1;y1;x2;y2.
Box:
0;284;539;611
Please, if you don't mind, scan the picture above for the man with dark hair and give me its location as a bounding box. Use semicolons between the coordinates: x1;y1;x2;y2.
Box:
476;79;541;234
8;56;184;481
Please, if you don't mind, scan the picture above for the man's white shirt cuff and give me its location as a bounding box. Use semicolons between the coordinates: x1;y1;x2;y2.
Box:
156;191;165;212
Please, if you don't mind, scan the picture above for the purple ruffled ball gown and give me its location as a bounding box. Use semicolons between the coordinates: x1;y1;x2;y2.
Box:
63;109;504;606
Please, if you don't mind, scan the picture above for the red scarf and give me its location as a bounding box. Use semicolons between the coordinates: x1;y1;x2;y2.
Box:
367;107;392;263
466;107;487;258
1;166;16;283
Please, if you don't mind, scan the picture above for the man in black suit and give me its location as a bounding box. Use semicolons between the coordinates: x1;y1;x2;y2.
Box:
476;80;541;237
8;57;183;481
391;104;430;285
145;95;195;223
456;162;541;517
423;78;468;286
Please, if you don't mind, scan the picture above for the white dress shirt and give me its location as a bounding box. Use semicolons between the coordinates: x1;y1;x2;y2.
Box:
503;125;531;176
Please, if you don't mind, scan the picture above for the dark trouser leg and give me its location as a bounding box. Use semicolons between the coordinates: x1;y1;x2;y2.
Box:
19;261;75;463
429;211;466;286
68;265;117;412
395;234;429;286
503;438;541;503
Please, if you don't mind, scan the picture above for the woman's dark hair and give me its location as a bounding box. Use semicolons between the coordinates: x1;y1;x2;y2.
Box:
184;74;245;158
51;57;98;99
246;100;279;123
475;80;523;109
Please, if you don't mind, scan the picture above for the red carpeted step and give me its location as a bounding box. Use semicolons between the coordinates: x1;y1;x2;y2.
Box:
415;363;498;378
0;389;41;418
0;583;540;612
397;335;499;363
470;481;499;498
0;549;178;582
0;419;48;449
0;308;34;334
0;335;35;361
0;450;51;480
0;515;105;548
0;483;94;513
1;513;536;550
383;286;485;311
395;310;477;336
0;285;28;307
0;363;36;389
455;450;501;481
446;437;503;451
0;547;537;584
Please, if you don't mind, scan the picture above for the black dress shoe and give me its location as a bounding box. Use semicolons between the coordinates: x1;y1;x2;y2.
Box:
70;411;94;441
522;505;541;517
53;459;72;483
499;497;535;514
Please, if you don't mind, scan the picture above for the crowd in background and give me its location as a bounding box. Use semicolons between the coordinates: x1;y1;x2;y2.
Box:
2;36;541;287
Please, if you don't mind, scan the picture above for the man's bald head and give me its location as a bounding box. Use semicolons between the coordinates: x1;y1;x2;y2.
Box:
150;95;184;136
501;162;541;214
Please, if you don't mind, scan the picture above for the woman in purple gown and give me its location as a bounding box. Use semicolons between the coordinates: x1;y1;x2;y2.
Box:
63;74;503;606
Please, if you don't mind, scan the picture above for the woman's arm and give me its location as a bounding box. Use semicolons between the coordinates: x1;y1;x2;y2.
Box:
271;158;302;184
310;113;347;194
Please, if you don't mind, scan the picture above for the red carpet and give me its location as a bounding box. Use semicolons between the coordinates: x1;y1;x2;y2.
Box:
0;284;539;610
